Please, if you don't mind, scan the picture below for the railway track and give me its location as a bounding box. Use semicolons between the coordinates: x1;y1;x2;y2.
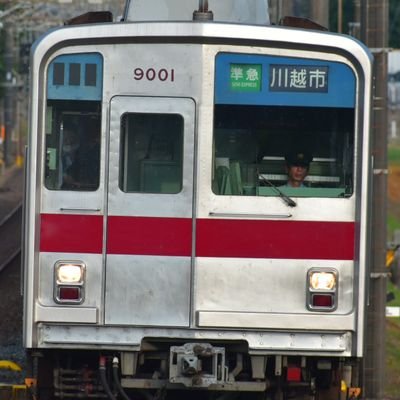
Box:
0;200;24;346
0;204;22;274
0;169;26;400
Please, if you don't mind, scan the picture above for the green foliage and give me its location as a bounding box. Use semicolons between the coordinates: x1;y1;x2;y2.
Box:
0;11;4;98
385;317;400;398
388;145;400;165
388;145;400;236
0;5;3;61
387;281;400;307
0;39;4;74
389;2;400;49
386;145;400;397
388;214;400;239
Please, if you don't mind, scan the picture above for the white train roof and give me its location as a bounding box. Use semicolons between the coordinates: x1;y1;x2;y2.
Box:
123;0;270;25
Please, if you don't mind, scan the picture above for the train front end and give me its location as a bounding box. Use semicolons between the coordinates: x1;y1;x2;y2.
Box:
23;1;372;399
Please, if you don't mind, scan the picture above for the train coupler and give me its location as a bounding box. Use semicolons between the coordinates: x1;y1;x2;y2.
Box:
169;343;226;387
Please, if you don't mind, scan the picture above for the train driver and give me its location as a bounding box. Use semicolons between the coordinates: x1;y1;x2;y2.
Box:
61;128;80;189
61;124;100;190
284;150;313;188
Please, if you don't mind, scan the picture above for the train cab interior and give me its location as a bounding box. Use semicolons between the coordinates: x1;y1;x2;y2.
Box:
212;104;355;198
44;100;102;192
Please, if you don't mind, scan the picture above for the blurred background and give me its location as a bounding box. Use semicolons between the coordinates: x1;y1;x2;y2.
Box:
0;0;126;169
0;0;400;398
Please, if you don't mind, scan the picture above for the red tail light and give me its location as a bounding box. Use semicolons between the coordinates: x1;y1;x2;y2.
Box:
287;366;302;382
58;286;81;302
312;293;333;308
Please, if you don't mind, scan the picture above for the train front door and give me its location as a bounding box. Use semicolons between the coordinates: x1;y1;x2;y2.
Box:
105;96;195;326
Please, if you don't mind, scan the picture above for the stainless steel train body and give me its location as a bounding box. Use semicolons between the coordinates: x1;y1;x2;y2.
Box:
23;1;373;398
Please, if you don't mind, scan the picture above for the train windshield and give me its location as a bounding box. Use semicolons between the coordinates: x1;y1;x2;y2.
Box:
212;105;354;198
213;53;356;198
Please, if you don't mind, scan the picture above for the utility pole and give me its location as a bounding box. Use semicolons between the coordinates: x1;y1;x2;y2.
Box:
349;0;361;38
338;0;343;32
360;0;389;399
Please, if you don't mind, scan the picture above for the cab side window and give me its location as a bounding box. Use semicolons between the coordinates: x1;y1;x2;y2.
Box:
44;102;101;191
44;52;103;192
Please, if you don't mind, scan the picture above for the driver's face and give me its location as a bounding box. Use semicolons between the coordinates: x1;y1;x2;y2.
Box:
287;165;308;187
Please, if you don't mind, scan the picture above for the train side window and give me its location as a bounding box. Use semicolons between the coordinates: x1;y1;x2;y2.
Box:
44;53;103;192
44;100;101;191
212;105;355;198
119;113;183;194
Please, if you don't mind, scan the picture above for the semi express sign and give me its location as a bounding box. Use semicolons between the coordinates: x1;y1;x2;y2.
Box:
230;64;262;92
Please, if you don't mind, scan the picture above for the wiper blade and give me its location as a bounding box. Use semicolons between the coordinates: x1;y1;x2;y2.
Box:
259;174;297;207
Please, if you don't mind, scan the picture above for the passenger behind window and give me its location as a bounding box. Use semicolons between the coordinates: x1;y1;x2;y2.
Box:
78;126;101;189
284;150;313;188
62;121;101;191
61;128;80;190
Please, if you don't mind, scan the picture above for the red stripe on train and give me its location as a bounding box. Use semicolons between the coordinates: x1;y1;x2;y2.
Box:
40;214;103;254
40;214;355;260
107;216;192;256
196;219;355;260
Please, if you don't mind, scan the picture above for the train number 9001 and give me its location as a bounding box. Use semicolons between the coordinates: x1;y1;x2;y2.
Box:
134;68;175;82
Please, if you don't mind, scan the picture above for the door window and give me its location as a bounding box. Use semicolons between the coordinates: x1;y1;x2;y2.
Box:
119;113;184;194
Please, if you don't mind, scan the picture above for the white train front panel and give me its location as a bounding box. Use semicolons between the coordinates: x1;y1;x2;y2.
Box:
23;21;372;398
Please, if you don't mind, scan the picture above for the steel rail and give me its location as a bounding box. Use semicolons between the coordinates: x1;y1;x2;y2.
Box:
0;203;22;274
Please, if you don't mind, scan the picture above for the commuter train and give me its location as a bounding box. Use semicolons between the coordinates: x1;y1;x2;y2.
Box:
23;0;373;399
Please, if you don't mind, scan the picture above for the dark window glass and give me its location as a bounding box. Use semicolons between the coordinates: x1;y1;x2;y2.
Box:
44;100;101;191
85;63;97;86
119;113;183;194
53;63;65;85
212;105;355;198
69;63;80;86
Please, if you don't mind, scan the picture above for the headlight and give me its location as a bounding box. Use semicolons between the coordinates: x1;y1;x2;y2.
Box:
307;269;338;311
309;271;337;290
54;261;86;304
55;262;85;284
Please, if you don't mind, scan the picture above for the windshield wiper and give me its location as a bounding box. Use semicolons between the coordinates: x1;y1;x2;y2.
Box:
258;174;297;207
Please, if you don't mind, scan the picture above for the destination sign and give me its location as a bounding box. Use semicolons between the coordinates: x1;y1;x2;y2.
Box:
269;65;329;93
215;53;355;108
